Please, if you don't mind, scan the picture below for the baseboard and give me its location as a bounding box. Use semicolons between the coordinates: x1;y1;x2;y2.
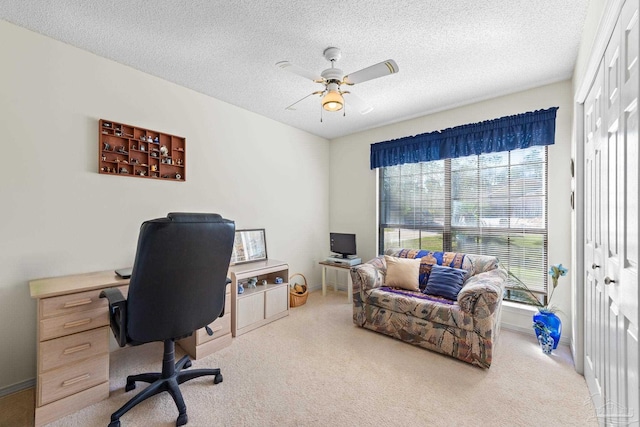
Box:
0;378;35;398
309;283;350;294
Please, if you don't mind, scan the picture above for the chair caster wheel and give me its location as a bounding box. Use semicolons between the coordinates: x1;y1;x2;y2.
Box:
108;420;121;427
184;360;192;369
125;381;136;392
214;374;223;384
177;412;188;426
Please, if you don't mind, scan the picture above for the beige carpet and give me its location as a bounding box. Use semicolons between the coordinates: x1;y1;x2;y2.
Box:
44;290;596;427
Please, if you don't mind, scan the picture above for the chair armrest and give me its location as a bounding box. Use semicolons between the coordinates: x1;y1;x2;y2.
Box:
457;268;507;318
219;277;231;317
100;287;128;347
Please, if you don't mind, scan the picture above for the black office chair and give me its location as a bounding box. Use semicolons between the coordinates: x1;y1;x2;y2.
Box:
100;213;235;427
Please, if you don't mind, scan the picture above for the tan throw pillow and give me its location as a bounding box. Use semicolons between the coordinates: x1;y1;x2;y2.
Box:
384;255;420;291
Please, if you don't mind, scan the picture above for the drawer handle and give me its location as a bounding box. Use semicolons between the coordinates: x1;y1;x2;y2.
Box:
62;373;90;387
63;343;91;355
63;318;91;329
63;298;93;308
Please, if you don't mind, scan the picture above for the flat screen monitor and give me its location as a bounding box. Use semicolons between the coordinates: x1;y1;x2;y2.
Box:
330;232;356;258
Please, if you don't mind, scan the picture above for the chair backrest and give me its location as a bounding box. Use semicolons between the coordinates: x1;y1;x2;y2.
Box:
126;213;235;344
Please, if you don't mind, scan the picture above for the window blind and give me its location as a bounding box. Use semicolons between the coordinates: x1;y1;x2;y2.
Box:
379;145;548;295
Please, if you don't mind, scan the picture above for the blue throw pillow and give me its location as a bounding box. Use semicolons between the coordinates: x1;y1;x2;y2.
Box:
423;264;467;301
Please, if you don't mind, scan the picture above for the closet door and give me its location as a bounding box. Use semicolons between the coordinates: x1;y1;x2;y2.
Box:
583;0;639;423
584;58;606;413
615;0;639;421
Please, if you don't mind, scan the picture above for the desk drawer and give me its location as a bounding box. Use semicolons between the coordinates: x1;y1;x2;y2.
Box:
195;289;231;344
196;312;231;345
39;327;109;373
40;289;106;319
40;307;109;341
40;286;128;319
39;353;108;406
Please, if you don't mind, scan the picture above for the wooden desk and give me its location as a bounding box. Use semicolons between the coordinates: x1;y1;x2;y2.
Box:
319;261;357;303
29;269;232;426
30;271;128;427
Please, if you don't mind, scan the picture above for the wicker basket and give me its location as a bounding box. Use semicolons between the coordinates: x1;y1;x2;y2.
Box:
289;273;309;307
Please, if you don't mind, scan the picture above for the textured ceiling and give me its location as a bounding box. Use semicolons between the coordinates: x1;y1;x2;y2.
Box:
0;1;589;139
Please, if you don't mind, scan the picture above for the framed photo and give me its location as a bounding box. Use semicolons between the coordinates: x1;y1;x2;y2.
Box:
230;228;268;265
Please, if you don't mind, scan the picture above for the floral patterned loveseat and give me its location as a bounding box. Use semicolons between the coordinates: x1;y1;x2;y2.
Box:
350;248;507;368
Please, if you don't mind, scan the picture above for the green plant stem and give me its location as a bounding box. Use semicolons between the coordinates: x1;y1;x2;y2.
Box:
547;277;558;306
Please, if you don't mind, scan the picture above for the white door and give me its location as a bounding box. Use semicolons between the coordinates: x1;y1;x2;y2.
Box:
583;0;639;424
584;57;606;414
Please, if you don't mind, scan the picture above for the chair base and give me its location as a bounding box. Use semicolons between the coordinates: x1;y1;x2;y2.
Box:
109;339;222;427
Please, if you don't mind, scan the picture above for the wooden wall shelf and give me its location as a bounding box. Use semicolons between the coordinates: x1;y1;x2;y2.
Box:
98;119;186;181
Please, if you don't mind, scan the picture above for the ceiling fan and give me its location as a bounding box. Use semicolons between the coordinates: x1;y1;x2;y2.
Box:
276;47;399;116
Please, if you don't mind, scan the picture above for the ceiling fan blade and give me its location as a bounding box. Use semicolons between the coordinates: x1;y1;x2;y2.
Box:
343;59;399;85
276;61;323;82
285;91;324;111
342;92;373;115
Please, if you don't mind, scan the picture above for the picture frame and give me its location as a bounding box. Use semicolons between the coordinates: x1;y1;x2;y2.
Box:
230;228;268;265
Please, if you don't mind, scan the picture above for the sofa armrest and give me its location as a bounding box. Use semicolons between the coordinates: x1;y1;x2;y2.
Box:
457;267;507;318
350;261;384;294
350;255;387;295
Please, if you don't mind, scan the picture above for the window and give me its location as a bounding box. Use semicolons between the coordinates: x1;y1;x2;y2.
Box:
379;145;548;302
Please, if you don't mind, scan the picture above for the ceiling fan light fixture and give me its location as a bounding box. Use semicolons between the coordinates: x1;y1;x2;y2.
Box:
277;47;397;116
322;89;344;112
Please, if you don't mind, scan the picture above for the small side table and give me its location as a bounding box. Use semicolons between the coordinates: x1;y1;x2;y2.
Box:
319;261;357;303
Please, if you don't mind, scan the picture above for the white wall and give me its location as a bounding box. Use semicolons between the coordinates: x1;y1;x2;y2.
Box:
0;21;329;391
330;80;574;336
572;0;608;95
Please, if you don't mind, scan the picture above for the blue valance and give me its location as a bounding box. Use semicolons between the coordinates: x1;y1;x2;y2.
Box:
370;107;558;169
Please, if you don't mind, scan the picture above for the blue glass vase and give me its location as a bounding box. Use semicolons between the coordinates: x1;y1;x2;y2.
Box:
533;310;561;352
